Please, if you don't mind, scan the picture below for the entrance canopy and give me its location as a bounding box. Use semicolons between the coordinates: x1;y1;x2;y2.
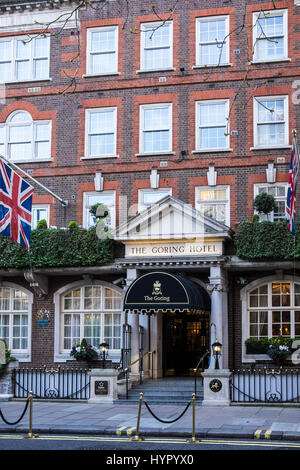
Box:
123;272;210;314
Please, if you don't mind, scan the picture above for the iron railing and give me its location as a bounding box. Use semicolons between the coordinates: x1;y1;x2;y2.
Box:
13;366;90;400
231;367;300;403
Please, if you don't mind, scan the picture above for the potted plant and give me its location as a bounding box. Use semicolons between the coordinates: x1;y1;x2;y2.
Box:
266;336;292;364
70;338;99;362
0;347;17;377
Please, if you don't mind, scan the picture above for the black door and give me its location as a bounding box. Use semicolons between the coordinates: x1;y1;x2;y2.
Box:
163;312;209;376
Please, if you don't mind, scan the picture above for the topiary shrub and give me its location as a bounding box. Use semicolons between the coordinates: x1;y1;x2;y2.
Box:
36;219;48;230
253;192;276;220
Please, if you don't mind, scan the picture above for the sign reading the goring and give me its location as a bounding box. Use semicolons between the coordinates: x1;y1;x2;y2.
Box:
0;339;6;365
125;241;223;258
95;380;108;396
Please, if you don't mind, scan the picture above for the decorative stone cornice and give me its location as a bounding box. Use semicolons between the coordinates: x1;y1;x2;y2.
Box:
0;0;78;14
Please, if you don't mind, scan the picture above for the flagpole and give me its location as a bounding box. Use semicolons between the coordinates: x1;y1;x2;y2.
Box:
0;154;68;207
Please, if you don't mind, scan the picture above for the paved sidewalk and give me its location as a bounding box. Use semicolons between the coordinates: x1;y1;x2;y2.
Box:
1;399;300;441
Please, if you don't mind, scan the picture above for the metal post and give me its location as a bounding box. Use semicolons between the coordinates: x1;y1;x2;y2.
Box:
24;391;39;439
187;393;200;443
130;392;145;441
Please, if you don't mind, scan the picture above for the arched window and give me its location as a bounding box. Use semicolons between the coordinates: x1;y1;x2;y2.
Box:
61;285;122;352
247;281;300;339
0;286;29;352
0;110;51;161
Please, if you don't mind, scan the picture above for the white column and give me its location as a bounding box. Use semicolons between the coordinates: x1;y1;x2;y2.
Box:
126;269;140;379
150;312;163;378
207;265;229;370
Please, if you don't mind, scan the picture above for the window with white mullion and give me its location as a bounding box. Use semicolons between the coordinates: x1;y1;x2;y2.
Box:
247;281;300;339
196;100;229;150
196;16;229;67
141;21;173;71
253;9;288;62
254;96;288;148
87;26;118;75
140;103;172;154
0;287;29;352
0;36;50;82
254;183;288;222
0;40;13;82
86;108;117;158
61;285;122;353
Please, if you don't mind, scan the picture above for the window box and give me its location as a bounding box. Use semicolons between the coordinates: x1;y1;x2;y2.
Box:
245;340;269;355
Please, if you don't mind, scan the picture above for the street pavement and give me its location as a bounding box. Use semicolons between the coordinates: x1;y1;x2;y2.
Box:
1;399;300;442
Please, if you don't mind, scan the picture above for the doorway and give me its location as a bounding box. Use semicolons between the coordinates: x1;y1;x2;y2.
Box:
163;312;210;376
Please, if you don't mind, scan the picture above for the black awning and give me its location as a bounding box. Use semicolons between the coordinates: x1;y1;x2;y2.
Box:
123;272;210;314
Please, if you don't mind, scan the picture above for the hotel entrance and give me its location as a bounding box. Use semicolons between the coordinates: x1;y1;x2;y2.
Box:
163;312;210;376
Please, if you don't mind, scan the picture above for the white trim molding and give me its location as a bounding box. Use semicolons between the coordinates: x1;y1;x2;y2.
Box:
53;280;123;363
240;275;300;363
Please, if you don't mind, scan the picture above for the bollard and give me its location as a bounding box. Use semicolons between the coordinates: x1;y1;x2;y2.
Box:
24;391;39;439
130;392;145;442
187;393;200;443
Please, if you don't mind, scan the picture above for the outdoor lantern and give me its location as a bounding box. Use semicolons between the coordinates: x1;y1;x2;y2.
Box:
212;338;222;370
99;342;109;368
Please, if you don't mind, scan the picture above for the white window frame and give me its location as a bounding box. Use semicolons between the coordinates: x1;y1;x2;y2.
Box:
139;103;173;155
195;99;230;152
195;15;230;68
253;95;289;149
253;183;288;222
241;276;300;363
0;283;33;362
195;185;230;226
54;280;123;363
85;25;119;76
0;35;50;83
139;20;174;72
0;110;52;162
31;204;50;229
138;188;172;212
82;190;116;229
252;9;289;63
84;107;117;159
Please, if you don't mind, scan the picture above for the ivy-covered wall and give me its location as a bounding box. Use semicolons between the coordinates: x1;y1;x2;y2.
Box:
0;228;113;269
234;221;300;260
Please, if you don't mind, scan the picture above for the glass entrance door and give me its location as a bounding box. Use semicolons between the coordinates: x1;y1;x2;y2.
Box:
163;312;210;376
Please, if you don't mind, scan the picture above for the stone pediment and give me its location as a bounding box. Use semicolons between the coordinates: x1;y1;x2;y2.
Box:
112;196;231;259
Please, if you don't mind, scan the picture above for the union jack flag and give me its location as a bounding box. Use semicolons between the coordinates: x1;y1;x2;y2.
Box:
0;158;34;250
286;134;299;236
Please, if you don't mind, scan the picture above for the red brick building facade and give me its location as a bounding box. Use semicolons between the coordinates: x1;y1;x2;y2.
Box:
0;0;300;384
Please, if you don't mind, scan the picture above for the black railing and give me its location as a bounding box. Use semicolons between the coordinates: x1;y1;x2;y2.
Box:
231;367;300;403
13;366;90;400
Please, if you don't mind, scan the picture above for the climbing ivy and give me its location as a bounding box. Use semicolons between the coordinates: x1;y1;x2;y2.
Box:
234;221;300;260
0;227;113;269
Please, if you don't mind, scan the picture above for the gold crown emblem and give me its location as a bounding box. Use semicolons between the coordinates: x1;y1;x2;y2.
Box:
152;280;162;295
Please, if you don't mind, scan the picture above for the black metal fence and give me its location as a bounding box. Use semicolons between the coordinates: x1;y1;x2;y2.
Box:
231;368;300;403
13;366;90;400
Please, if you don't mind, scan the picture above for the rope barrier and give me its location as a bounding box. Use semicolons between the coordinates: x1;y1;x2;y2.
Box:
143;399;192;423
0;398;29;425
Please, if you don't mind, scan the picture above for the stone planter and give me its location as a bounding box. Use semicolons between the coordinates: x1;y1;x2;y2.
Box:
0;361;19;401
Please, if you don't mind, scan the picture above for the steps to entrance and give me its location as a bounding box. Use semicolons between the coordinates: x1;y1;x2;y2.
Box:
116;377;203;405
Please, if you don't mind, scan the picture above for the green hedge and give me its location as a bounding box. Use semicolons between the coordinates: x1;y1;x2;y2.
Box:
0;227;113;269
234;221;300;260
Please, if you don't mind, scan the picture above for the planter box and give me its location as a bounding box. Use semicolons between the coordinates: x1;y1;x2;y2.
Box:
246;343;269;355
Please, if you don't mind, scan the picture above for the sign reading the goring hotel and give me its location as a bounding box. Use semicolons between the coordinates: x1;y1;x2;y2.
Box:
125;240;223;258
